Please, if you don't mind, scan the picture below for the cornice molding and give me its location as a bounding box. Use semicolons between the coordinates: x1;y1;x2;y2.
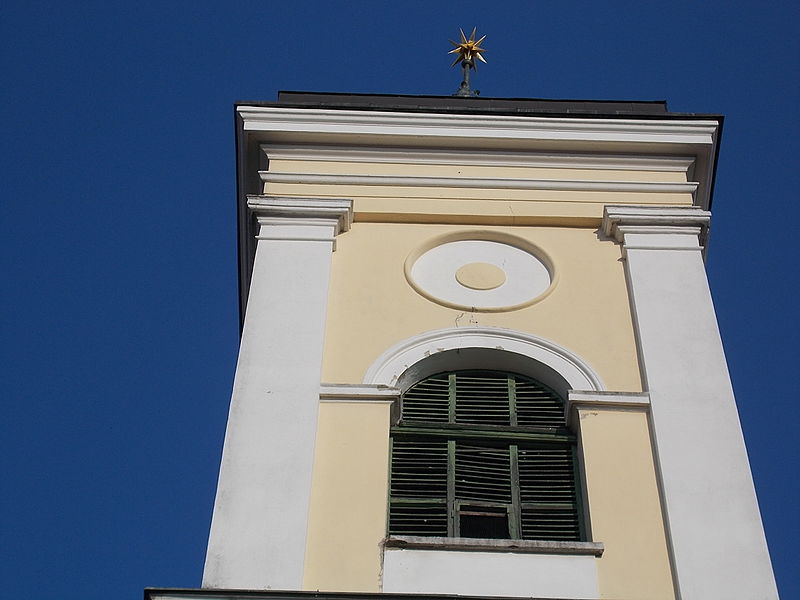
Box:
261;172;698;195
261;143;696;173
239;106;719;147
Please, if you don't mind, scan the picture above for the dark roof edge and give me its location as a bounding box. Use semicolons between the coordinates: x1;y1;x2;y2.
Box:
707;113;725;213
235;102;721;122
145;588;592;600
278;90;670;106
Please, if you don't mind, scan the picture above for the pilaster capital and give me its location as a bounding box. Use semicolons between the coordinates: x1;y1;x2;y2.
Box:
566;390;650;428
564;390;650;427
248;195;353;231
247;196;353;247
602;205;711;251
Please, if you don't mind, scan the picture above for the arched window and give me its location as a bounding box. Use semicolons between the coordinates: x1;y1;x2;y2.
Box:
389;369;583;541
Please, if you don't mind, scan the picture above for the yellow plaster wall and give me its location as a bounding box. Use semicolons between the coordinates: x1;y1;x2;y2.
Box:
578;408;675;599
303;401;392;592
300;158;675;596
264;183;692;211
264;160;693;223
268;158;689;182
320;222;641;393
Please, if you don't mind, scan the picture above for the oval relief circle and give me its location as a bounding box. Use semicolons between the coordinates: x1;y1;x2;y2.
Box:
455;262;506;290
406;234;555;312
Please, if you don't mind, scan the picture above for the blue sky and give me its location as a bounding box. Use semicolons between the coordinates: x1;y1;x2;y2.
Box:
2;1;798;598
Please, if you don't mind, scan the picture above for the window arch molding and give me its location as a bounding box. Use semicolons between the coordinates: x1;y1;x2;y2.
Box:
363;327;605;398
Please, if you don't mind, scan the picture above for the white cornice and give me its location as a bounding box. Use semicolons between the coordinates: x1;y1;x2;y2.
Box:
239;105;719;212
260;172;698;195
239;106;718;147
261;144;696;173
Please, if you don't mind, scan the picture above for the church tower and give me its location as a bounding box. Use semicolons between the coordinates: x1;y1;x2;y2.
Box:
152;85;778;600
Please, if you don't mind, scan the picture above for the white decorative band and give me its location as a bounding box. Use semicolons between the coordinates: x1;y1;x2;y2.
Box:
624;245;704;252
320;383;401;403
261;172;698;195
615;225;704;236
568;390;651;407
239;106;719;145
255;235;337;243
261;143;695;173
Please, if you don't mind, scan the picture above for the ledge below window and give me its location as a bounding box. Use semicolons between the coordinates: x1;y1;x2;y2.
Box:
384;535;604;557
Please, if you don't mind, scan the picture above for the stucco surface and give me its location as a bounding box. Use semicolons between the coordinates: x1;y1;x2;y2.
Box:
268;159;690;182
303;402;392;592
321;223;641;393
264;161;693;222
578;408;675;599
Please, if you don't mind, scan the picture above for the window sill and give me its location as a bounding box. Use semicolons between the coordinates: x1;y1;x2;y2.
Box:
384;535;604;557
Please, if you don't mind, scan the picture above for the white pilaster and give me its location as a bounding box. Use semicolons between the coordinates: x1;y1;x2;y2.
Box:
603;205;777;599
203;197;352;590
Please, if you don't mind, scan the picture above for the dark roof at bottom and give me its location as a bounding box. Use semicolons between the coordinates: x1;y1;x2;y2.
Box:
145;588;598;600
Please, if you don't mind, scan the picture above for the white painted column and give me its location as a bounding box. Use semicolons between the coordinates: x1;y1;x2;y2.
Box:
203;197;352;590
603;206;777;599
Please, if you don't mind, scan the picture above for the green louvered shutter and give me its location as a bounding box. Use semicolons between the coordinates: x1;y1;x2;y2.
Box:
388;439;448;536
455;443;512;503
389;370;581;541
518;446;581;541
400;373;450;423
455;372;511;425
514;377;565;428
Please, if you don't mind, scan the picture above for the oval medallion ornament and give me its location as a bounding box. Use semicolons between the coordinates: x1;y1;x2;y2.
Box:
407;238;553;312
455;262;506;290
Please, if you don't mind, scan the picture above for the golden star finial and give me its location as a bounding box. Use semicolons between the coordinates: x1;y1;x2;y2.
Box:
448;27;487;70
